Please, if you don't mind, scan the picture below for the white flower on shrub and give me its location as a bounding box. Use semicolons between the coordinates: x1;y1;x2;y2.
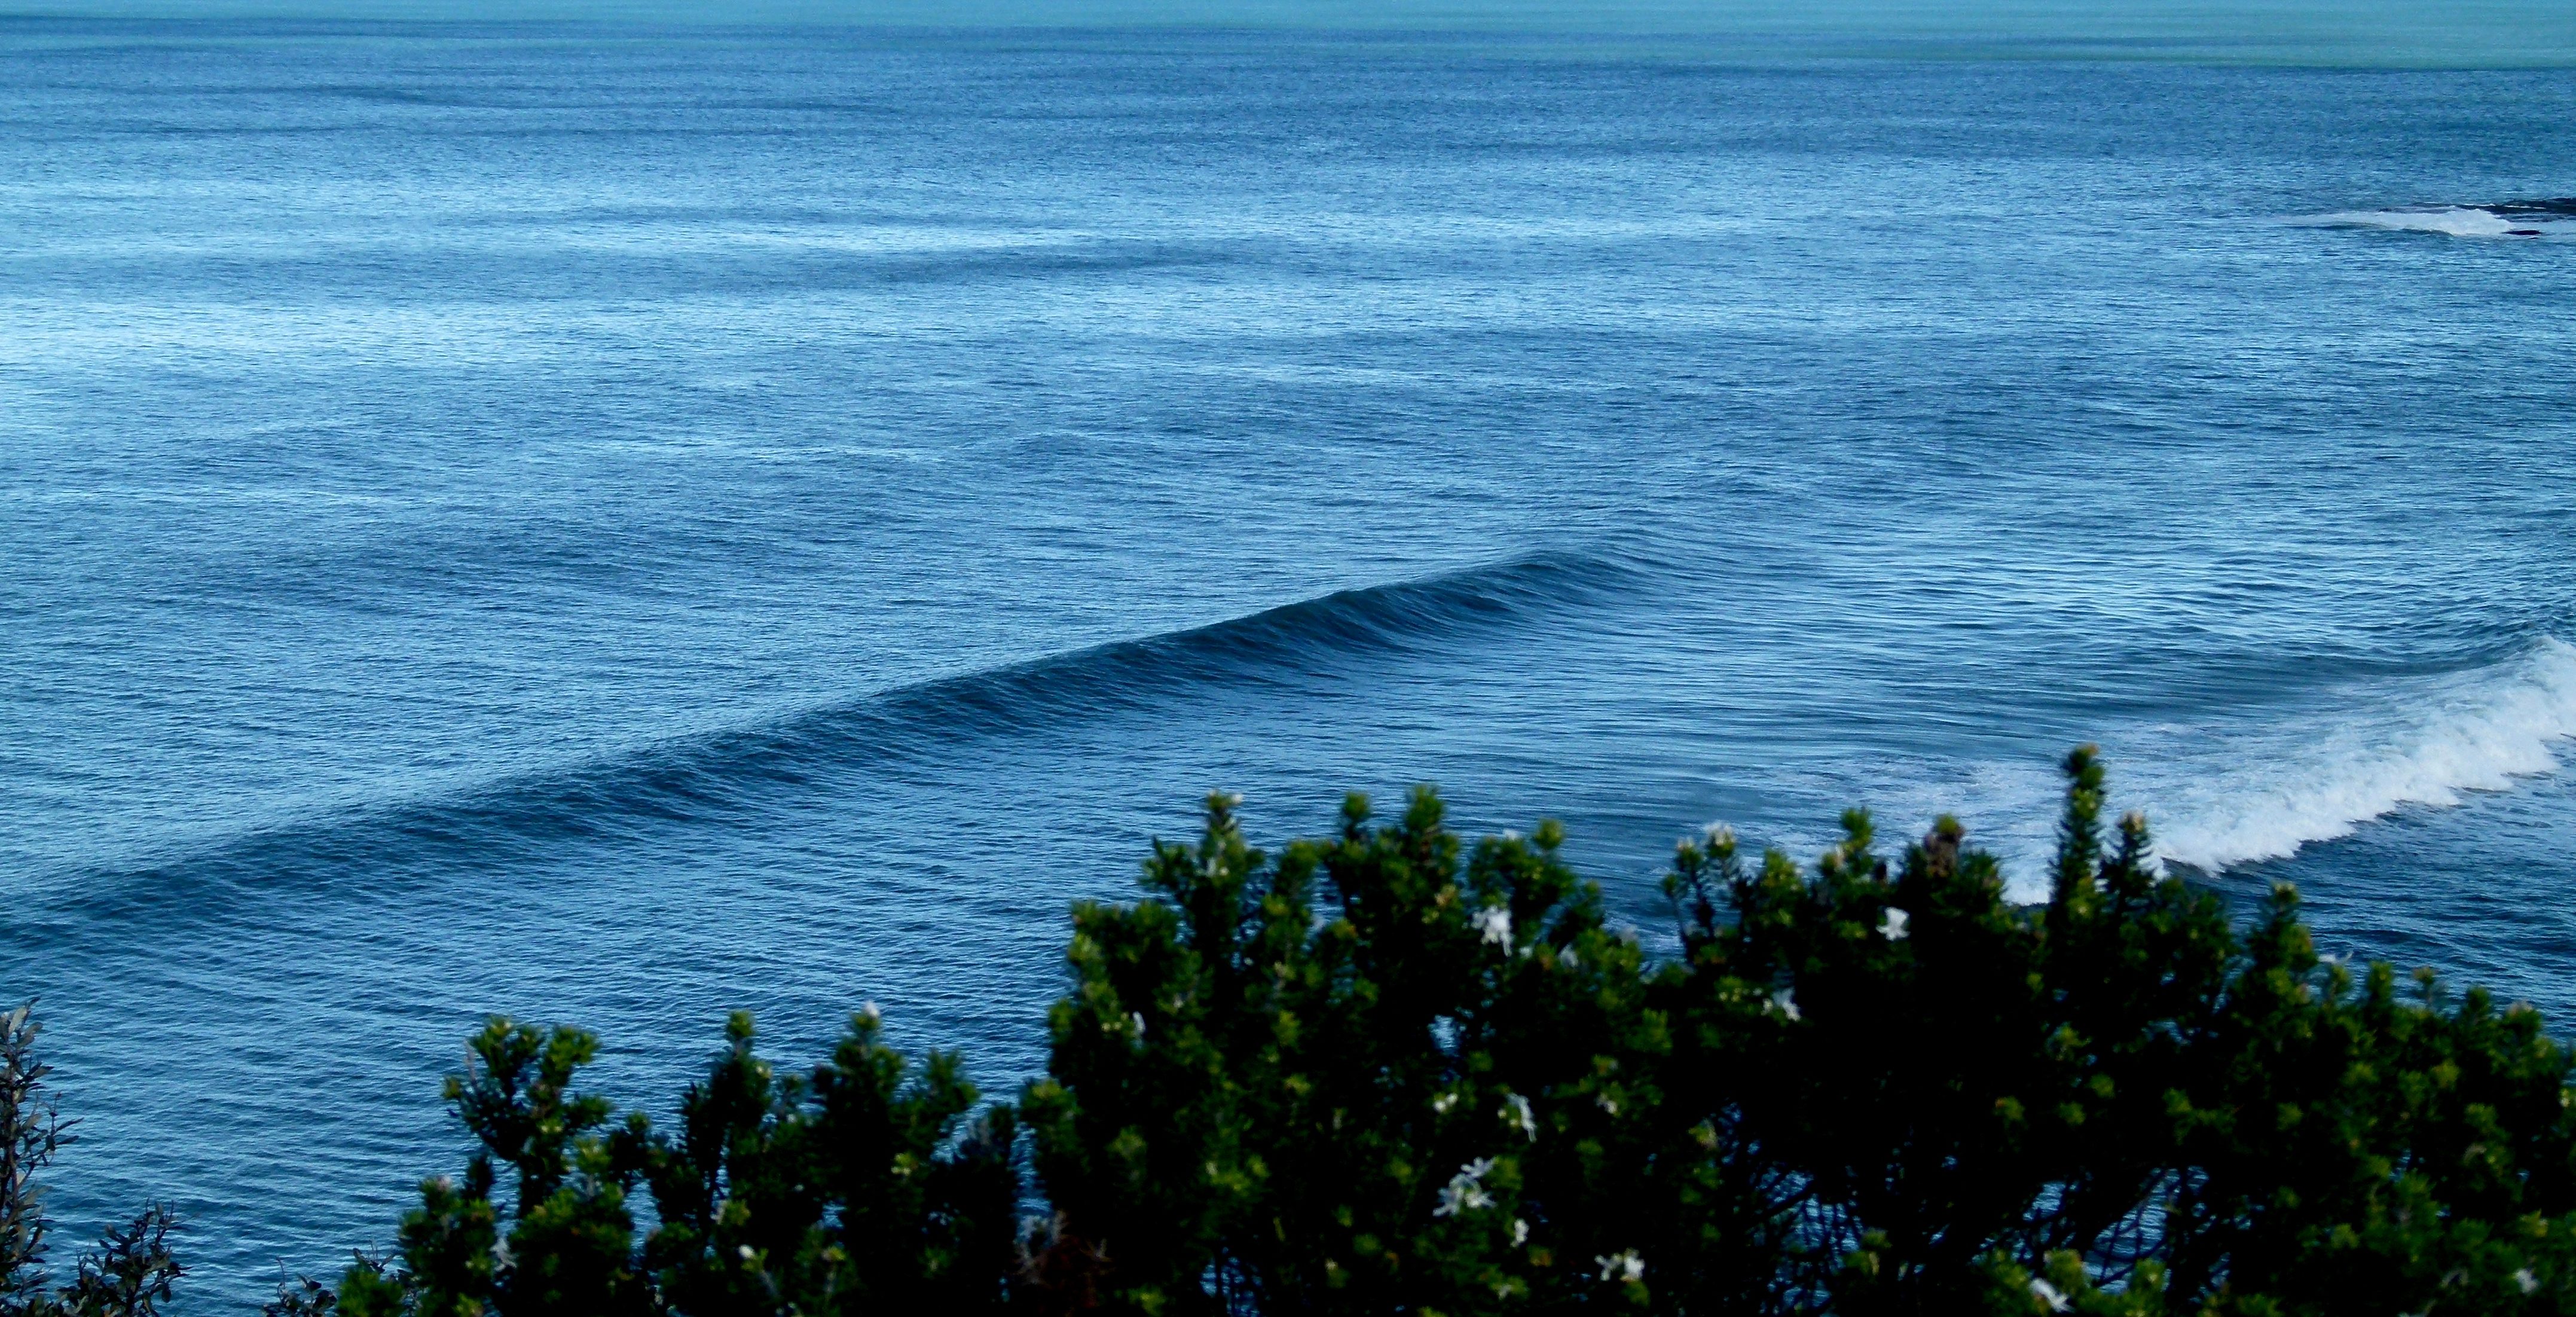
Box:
1501;1092;1536;1140
1433;1157;1497;1217
1596;1250;1644;1283
2030;1276;2070;1312
1879;908;1910;941
1474;903;1512;948
1771;988;1801;1021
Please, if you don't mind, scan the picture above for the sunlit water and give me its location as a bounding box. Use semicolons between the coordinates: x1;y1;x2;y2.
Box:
4;22;2574;1306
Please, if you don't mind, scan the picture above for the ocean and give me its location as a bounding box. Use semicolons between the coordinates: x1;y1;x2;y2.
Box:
3;18;2572;1306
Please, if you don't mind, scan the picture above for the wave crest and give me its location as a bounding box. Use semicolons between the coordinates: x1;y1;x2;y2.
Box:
2154;638;2576;870
58;549;1634;910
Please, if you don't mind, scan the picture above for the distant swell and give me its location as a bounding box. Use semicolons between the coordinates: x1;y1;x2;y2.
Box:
2155;638;2576;871
53;550;1636;921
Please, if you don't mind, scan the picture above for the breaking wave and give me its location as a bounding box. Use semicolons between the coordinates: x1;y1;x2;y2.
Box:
2152;638;2576;871
2299;199;2576;239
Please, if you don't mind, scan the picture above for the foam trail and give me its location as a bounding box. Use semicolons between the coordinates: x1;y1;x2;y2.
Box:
2152;638;2576;871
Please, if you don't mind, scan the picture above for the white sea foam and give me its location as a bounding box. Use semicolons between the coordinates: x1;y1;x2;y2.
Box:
2297;206;2573;239
2150;639;2576;871
2306;206;2519;237
1709;644;2576;899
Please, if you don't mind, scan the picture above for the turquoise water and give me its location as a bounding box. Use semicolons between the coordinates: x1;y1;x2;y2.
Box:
3;20;2574;1306
26;3;2576;67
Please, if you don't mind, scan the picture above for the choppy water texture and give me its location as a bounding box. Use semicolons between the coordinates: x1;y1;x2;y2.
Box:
4;20;2575;1306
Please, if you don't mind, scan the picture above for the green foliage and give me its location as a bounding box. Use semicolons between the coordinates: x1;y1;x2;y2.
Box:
632;1007;1018;1316
1020;786;1788;1315
0;1004;184;1317
206;749;2576;1315
1668;749;2242;1312
279;1012;1017;1316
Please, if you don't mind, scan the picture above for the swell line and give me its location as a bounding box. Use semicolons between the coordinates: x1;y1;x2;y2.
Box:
27;549;1640;936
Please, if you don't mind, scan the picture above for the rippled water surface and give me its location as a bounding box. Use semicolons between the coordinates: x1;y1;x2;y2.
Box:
4;22;2574;1305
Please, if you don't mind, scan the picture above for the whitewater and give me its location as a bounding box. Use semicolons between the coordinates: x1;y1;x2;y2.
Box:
4;23;2575;1307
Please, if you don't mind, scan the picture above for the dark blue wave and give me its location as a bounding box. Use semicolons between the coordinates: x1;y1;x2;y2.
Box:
22;549;1640;939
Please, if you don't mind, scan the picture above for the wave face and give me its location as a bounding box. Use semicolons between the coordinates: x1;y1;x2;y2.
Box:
2301;200;2576;238
2149;640;2576;872
44;550;1633;918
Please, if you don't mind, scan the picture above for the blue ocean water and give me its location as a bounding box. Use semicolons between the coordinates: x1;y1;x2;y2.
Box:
4;20;2574;1306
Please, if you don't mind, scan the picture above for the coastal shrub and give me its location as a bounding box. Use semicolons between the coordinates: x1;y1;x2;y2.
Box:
0;1004;183;1317
4;749;2546;1314
1019;786;1790;1315
1658;751;2576;1315
261;1012;1019;1317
